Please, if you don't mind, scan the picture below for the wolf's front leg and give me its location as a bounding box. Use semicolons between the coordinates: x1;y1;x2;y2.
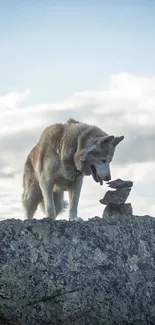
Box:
39;178;56;219
68;175;83;221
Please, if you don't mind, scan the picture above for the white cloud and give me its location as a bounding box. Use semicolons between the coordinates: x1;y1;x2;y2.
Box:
0;72;155;220
0;88;31;110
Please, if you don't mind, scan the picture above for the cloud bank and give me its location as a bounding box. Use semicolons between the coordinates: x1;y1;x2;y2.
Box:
0;72;155;219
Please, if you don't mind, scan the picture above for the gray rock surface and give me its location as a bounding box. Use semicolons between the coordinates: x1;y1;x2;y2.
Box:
1;215;155;325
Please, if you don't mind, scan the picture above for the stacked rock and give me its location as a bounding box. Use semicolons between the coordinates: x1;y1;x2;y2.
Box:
100;178;133;217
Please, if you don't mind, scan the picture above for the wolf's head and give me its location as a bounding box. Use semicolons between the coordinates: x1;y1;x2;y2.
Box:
74;133;124;185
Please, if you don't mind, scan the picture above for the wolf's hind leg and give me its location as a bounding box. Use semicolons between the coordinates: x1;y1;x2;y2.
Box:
53;191;66;216
39;191;67;217
39;200;45;215
39;177;56;219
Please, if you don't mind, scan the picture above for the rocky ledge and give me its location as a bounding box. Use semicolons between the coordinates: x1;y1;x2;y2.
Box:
0;212;155;325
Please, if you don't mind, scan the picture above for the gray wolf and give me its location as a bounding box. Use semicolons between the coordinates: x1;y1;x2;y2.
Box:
22;118;124;221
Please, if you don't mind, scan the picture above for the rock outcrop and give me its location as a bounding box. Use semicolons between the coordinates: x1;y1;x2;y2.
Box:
1;213;155;325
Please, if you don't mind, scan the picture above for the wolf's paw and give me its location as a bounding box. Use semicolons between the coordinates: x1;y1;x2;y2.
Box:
70;216;83;222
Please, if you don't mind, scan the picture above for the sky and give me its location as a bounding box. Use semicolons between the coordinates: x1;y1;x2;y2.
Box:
0;0;155;221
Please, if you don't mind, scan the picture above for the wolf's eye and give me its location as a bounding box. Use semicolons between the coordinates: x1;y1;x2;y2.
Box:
101;159;106;163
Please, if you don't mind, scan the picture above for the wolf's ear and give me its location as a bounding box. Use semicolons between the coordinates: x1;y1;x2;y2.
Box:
112;136;124;147
98;135;114;147
103;135;114;144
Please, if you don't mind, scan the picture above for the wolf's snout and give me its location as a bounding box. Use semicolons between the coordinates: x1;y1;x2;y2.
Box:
103;175;111;182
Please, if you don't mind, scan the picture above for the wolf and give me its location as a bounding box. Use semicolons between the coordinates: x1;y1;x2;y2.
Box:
22;118;124;221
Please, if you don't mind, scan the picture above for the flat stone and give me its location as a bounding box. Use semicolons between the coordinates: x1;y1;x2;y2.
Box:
100;187;131;205
119;203;133;215
107;178;133;189
102;203;133;218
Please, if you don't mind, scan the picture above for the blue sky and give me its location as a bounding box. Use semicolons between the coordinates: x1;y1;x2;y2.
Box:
1;1;155;220
0;0;155;104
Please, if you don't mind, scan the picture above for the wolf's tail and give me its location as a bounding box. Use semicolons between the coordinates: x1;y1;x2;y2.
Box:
22;156;42;219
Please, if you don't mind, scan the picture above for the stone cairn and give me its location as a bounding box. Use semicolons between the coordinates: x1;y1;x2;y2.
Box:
100;178;133;217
